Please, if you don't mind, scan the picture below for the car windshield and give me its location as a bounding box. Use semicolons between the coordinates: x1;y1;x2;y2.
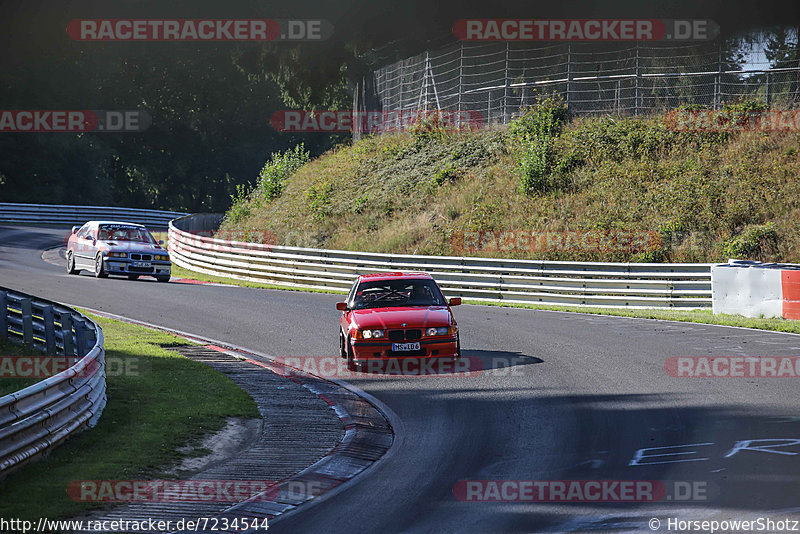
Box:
354;279;445;309
97;225;156;244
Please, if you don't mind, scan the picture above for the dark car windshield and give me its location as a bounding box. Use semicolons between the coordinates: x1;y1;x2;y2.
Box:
354;279;446;309
98;225;156;244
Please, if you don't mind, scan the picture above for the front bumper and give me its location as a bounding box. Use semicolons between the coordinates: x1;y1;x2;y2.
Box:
103;258;172;277
351;337;458;361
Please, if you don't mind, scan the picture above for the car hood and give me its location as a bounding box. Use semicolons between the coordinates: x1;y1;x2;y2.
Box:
350;306;453;329
99;241;166;253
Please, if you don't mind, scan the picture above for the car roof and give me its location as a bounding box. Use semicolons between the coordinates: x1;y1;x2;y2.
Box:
357;271;433;282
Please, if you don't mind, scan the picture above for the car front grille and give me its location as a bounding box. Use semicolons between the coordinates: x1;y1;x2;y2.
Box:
130;253;152;261
388;329;422;341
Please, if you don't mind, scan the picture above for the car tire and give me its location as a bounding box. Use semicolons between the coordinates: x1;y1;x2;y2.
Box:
339;330;347;359
66;252;78;275
455;334;462;359
156;275;170;283
346;338;357;371
94;255;108;278
127;274;140;280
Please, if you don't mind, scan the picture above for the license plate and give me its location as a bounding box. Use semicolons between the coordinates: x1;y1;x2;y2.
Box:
133;261;151;268
392;342;420;352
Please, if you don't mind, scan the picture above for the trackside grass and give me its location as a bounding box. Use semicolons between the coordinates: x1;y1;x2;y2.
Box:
0;314;259;521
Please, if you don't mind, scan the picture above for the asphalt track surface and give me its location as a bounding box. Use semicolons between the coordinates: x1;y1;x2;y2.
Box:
2;225;800;533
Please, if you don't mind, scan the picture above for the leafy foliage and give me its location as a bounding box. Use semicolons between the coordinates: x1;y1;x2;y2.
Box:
508;99;569;194
723;223;779;260
256;144;311;201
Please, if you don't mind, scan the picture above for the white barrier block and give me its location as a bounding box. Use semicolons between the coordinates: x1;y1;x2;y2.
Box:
712;263;783;318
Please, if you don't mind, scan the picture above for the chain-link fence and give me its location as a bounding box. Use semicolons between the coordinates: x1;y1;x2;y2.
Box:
355;40;800;138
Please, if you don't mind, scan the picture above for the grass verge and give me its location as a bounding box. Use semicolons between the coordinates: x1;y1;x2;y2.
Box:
0;313;259;521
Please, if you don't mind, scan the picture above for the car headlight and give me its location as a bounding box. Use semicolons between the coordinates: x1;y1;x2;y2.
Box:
106;252;126;258
360;329;384;339
156;254;170;261
426;326;453;336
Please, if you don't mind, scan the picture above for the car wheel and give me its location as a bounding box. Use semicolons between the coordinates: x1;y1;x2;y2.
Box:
156;275;170;283
66;252;78;275
454;333;462;359
346;338;357;371
127;274;140;280
339;330;347;359
94;255;108;278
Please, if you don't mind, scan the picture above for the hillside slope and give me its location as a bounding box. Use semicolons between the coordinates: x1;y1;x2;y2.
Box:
219;107;800;263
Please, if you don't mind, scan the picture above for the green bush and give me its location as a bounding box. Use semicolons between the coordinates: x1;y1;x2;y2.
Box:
256;144;310;201
723;223;779;260
225;183;251;225
510;99;568;194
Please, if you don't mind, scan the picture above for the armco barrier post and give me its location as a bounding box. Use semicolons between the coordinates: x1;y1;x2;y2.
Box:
0;291;6;340
41;305;56;354
20;298;33;345
60;312;74;355
74;319;89;356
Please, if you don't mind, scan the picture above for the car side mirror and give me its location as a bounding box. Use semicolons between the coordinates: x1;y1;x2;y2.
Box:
71;226;79;234
335;302;348;311
449;297;462;306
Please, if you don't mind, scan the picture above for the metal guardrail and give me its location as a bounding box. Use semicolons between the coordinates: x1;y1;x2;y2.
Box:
0;287;106;477
0;202;186;227
169;215;712;309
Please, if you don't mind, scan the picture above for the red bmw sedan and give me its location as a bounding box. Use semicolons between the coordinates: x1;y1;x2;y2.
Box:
336;272;462;371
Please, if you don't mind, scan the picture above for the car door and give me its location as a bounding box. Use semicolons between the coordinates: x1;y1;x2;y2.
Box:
341;279;358;334
74;223;96;268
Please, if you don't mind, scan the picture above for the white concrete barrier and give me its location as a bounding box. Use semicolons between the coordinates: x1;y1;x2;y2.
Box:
712;260;800;319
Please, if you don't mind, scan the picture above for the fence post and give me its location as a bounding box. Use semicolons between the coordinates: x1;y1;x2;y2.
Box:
60;312;74;355
0;291;6;340
42;305;56;354
634;42;641;115
457;42;464;114
566;44;573;110
352;79;360;142
714;43;723;109
765;71;771;107
20;297;33;345
399;62;405;113
503;42;511;123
